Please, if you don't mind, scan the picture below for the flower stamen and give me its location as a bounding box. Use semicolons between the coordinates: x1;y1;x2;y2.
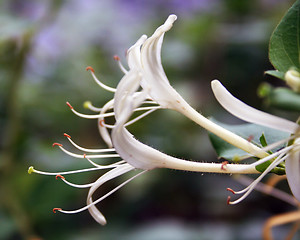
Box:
52;143;62;147
63;134;116;153
56;169;146;215
83;101;102;112
56;144;119;159
56;174;65;180
114;55;128;74
53;208;62;213
66;102;115;119
86;66;116;92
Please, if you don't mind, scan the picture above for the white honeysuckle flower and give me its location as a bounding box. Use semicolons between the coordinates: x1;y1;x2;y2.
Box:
110;65;261;174
28;133;146;226
211;79;300;203
132;14;269;159
29;15;288;225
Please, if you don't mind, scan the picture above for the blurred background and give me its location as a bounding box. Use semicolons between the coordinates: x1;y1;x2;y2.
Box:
0;0;298;239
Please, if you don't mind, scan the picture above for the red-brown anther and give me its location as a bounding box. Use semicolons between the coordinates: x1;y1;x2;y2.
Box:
64;133;71;138
83;154;86;158
226;188;235;194
53;208;62;213
221;161;228;170
85;66;95;73
66;102;73;109
247;135;254;142
56;174;65;180
227;196;231;205
99;119;105;127
113;55;120;61
52;143;63;147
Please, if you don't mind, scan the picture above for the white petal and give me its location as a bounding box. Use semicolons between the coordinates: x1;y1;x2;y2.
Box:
285;141;300;201
211;80;299;134
140;14;185;109
127;35;147;69
98;99;114;148
86;164;135;225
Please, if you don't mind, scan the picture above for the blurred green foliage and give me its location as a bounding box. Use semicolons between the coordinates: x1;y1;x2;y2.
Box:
0;0;298;239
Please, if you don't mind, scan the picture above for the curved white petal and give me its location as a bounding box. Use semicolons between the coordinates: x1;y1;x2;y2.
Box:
211;80;299;134
86;164;135;225
98;99;114;148
286;140;300;202
140;14;186;109
127;35;147;69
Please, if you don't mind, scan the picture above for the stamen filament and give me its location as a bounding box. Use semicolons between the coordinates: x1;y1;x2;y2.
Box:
29;167;105;176
56;145;119;159
55;170;147;214
57;175;98;188
229;154;288;204
86;66;116;92
114;55;129;74
83;101;102;112
125;108;159;127
245;145;293;169
69;106;115;119
64;134;116;153
84;157;125;168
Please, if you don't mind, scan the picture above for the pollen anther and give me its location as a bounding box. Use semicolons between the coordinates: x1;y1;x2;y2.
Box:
66;102;73;109
227;188;235;194
56;174;65;180
28;166;35;174
52;143;63;147
113;55;120;61
86;66;95;73
53;208;62;213
64;133;71;138
99;119;105;127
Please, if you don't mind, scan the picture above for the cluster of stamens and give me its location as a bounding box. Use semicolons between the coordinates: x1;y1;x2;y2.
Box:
28;60;162;221
226;135;300;205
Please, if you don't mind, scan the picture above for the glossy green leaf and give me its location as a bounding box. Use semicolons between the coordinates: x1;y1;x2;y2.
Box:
264;70;285;80
269;0;300;72
259;84;300;111
209;119;289;161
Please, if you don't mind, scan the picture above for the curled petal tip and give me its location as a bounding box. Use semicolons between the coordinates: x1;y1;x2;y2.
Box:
168;14;177;21
28;166;34;174
211;79;221;89
86;66;95;73
52;143;63;147
53;208;62;213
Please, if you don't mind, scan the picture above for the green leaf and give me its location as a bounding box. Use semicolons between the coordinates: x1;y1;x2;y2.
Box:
208;118;289;161
265;70;285;80
269;0;300;72
259;133;268;148
260;85;300;111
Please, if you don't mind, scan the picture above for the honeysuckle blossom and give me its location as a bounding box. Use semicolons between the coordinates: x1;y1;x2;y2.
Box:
29;15;298;225
211;79;300;204
127;15;270;160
